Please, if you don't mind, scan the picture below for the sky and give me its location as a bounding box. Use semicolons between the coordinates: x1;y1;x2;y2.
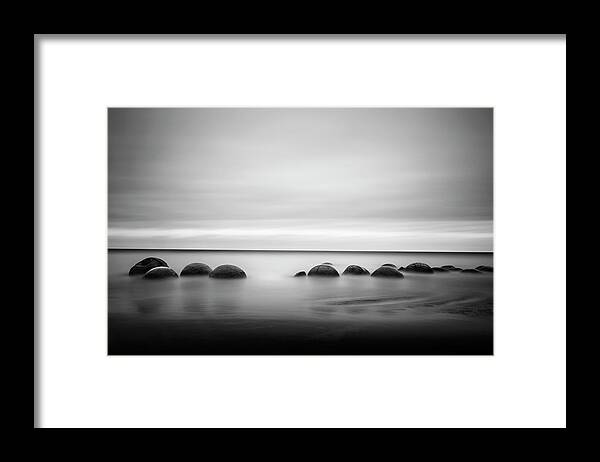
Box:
108;108;492;251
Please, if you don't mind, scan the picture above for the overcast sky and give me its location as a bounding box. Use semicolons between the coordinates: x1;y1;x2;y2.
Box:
108;108;492;251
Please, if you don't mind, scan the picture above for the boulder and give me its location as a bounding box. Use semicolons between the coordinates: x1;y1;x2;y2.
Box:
441;265;462;272
129;257;169;276
461;268;481;274
381;263;397;268
209;264;247;279
342;265;370;275
371;266;404;278
404;262;434;274
294;271;306;277
432;267;449;272
143;267;178;279
308;264;339;277
180;262;212;276
476;265;494;272
321;262;333;265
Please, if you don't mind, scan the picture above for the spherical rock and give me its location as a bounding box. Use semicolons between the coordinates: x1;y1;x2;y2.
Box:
308;264;339;277
371;266;404;278
404;262;434;274
476;265;493;272
180;262;212;276
342;265;370;275
143;267;178;279
209;264;247;279
294;271;306;277
129;257;169;276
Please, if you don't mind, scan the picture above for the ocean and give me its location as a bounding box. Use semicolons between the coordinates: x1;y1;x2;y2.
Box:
108;250;493;355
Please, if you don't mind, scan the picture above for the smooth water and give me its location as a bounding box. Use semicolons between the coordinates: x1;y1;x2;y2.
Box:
108;250;493;355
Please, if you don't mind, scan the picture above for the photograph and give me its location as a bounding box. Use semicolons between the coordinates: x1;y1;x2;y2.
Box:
108;107;494;355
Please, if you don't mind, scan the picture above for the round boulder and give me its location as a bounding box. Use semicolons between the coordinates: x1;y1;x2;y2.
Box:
371;266;404;278
432;267;449;272
461;268;481;274
476;265;493;272
381;263;397;268
294;271;307;277
143;267;178;279
404;262;434;274
180;262;212;276
342;265;370;275
129;257;169;276
308;264;339;277
209;264;247;279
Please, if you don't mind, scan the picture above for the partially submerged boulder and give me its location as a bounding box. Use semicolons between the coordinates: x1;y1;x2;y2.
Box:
371;266;404;278
143;267;178;279
342;265;370;275
432;267;449;272
461;268;481;274
294;271;306;277
404;262;434;274
180;262;212;276
129;257;169;276
476;265;494;272
441;265;462;272
209;264;247;279
308;264;339;277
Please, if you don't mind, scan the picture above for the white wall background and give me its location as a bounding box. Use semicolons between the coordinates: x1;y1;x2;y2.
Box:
36;35;566;428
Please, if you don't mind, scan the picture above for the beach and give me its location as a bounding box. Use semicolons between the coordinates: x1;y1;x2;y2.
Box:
108;249;493;355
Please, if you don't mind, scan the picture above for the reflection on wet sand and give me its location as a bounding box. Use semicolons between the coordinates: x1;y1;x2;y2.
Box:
109;250;493;355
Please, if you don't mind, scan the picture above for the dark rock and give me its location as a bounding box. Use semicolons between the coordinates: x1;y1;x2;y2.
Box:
441;265;462;272
461;268;481;274
476;265;493;272
143;267;178;279
180;262;212;276
371;266;404;278
432;267;449;272
209;264;247;279
308;264;339;277
381;263;397;268
129;257;169;276
398;266;405;271
294;271;306;277
342;265;370;275
404;262;434;274
321;262;333;265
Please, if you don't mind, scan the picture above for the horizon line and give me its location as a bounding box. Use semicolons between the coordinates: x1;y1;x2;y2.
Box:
107;247;493;253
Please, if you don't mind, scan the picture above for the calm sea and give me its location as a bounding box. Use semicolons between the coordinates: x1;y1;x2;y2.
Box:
108;250;493;355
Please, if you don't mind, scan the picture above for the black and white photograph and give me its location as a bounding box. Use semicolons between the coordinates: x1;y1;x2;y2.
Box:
108;107;493;355
36;35;565;428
